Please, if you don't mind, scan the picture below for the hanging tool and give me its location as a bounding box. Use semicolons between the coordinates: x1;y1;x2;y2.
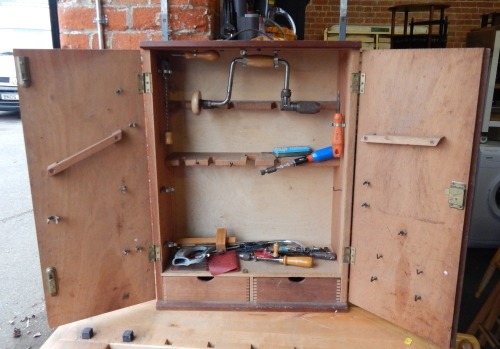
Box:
332;91;345;158
238;251;313;268
161;59;173;145
191;54;320;115
172;50;220;61
260;145;334;175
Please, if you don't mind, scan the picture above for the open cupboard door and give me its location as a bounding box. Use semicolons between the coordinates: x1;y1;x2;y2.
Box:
15;50;155;327
349;49;484;348
349;48;486;348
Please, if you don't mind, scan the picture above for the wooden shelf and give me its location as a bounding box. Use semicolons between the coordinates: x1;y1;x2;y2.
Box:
166;152;340;167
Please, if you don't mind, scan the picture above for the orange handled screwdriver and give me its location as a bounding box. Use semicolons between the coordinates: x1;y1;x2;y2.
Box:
239;252;313;268
332;91;344;158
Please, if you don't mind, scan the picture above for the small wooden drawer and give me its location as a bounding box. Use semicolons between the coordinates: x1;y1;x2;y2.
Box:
163;276;250;302
254;277;340;303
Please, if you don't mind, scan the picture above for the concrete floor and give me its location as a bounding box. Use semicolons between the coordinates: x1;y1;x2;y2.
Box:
0;111;52;348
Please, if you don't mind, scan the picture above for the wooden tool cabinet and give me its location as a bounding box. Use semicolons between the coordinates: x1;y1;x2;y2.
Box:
15;41;487;349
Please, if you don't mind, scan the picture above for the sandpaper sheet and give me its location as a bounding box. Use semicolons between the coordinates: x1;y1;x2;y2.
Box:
207;250;240;276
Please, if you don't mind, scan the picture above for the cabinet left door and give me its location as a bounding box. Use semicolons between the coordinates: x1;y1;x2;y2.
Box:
14;49;155;327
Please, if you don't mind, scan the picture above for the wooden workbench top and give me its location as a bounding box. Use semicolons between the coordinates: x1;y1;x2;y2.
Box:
42;301;443;348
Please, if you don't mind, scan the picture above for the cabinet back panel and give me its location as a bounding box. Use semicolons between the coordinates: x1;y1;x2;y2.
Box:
177;50;339;102
171;166;334;245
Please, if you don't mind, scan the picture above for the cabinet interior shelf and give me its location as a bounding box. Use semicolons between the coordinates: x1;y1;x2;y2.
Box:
163;257;340;278
166;152;340;167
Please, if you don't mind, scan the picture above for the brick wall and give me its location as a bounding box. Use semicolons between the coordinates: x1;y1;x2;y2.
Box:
306;0;500;48
58;0;218;49
58;0;500;49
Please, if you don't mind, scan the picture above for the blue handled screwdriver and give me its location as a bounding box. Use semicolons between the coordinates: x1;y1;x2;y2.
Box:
260;146;334;175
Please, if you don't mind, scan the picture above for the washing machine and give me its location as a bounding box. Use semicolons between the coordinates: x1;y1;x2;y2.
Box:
468;141;500;247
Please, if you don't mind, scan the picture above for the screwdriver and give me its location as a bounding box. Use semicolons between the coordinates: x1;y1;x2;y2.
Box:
238;252;313;268
332;91;344;158
260;146;334;175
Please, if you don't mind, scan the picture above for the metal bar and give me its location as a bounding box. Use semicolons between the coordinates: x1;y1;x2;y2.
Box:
161;0;169;40
339;0;347;41
95;0;105;49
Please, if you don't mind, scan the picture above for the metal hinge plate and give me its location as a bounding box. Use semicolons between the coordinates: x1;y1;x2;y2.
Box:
14;56;31;87
445;181;467;210
137;73;152;94
148;245;161;262
343;246;356;264
45;267;58;296
351;72;365;94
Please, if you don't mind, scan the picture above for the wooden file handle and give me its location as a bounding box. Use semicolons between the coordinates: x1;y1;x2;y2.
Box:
244;55;275;68
183;51;220;61
47;129;123;176
282;256;313;268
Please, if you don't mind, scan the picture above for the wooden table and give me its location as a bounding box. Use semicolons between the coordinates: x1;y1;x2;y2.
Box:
42;301;445;348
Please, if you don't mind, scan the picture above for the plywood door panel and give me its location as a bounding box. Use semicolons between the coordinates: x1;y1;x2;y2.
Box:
15;49;155;327
350;48;486;348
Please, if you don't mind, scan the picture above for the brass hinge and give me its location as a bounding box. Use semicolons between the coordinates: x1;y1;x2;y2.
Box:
351;72;365;94
45;267;58;296
137;73;152;94
14;56;31;87
343;246;356;264
148;244;161;262
445;181;467;210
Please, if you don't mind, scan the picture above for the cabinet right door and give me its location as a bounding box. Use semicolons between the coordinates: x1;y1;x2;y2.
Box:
350;48;487;348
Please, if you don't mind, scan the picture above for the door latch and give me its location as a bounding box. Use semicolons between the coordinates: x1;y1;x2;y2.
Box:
445;181;466;210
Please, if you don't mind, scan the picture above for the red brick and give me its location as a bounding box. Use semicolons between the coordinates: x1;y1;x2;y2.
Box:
170;33;211;40
60;33;91;49
148;32;164;41
110;0;149;5
111;32;148;49
104;7;128;31
169;8;209;32
58;6;96;31
133;7;161;30
169;0;212;6
90;33;103;49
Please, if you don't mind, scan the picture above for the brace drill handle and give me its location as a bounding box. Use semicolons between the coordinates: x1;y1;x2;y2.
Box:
244;55;275;68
